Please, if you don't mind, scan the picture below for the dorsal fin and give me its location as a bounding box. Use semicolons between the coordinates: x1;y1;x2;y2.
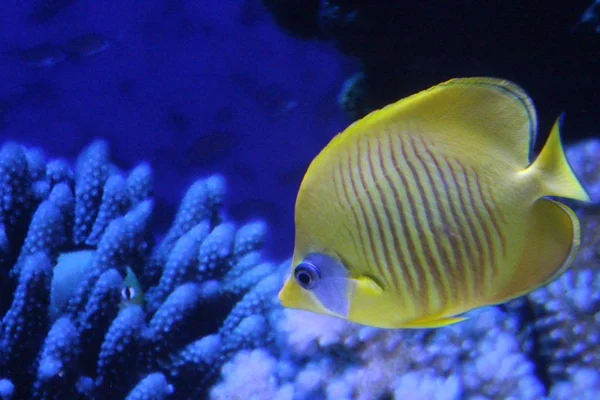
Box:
335;77;538;166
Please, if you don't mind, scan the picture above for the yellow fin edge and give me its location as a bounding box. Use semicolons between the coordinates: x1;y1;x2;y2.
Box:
399;315;469;329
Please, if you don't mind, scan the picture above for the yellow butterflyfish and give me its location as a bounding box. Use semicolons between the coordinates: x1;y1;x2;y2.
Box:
278;77;591;329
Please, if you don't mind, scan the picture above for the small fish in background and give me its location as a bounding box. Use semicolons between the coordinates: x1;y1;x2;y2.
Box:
279;77;591;329
120;267;144;308
61;33;114;60
4;43;67;68
4;33;116;70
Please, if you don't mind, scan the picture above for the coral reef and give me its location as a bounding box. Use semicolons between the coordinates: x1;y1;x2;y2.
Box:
219;300;545;400
0;140;275;399
566;139;600;206
2;136;599;399
211;252;600;399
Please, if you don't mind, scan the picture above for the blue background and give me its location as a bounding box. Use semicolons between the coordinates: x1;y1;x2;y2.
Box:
0;0;355;260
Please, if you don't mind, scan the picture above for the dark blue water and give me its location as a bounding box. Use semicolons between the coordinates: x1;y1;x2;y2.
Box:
0;0;354;260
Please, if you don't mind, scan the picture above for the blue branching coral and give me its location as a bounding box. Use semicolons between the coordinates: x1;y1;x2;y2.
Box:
529;267;600;398
0;140;274;399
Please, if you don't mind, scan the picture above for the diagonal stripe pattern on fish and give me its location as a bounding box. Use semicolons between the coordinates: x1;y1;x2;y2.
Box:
278;77;591;329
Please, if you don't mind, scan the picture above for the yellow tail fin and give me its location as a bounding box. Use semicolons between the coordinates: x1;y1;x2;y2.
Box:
528;114;591;202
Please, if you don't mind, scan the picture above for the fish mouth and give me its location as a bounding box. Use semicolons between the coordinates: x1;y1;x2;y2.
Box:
277;279;293;306
277;278;310;310
277;287;286;304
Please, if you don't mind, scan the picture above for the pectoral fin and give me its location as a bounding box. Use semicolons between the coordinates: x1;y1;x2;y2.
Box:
354;275;384;296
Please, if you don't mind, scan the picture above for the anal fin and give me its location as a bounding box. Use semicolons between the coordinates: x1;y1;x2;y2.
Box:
399;315;468;329
490;198;579;304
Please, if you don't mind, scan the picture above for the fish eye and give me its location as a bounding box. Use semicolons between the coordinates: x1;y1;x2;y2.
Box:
294;261;320;290
121;286;136;301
